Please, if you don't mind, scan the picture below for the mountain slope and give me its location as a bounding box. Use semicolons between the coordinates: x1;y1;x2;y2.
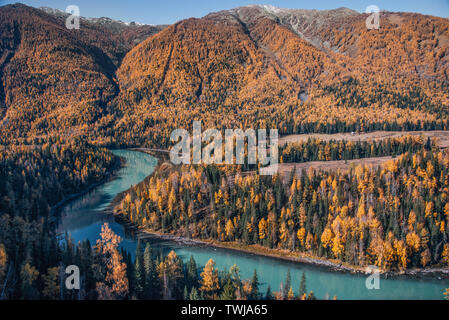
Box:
39;6;167;53
112;6;449;147
0;4;448;147
0;4;117;140
0;4;164;143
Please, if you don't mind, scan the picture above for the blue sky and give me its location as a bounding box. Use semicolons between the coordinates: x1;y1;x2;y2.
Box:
1;0;448;24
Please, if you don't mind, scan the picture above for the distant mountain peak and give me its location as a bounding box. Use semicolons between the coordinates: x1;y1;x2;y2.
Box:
38;6;148;28
253;4;284;14
233;4;359;15
205;5;360;50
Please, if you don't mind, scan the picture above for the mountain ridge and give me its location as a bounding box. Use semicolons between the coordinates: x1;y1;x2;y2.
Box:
0;3;448;147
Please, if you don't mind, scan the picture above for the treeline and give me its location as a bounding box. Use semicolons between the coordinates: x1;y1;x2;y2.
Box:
0;222;317;300
321;78;449;117
0;140;117;299
280;136;433;163
119;149;449;271
125;228;317;300
106;100;448;150
1;6;449;149
108;10;449;149
0;138;117;219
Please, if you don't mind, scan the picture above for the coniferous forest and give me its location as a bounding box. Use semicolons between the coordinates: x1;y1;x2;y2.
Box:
118;148;449;271
1;3;449;301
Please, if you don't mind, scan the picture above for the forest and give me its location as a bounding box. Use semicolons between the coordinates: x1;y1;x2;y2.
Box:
0;138;116;298
279;135;433;163
0;220;316;300
0;136;317;300
1;3;449;300
118;148;449;271
0;137;117;219
1;5;449;148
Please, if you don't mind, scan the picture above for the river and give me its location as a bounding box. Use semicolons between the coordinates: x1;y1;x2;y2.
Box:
57;149;449;300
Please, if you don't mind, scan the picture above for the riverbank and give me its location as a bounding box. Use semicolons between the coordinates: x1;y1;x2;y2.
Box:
113;211;449;281
51;152;124;216
112;148;449;280
107;148;170;210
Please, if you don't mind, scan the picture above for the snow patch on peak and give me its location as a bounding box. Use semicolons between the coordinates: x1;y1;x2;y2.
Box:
39;6;66;16
39;6;148;27
243;4;286;14
259;5;283;14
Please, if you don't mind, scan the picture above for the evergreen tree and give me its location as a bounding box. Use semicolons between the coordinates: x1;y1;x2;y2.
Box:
265;285;273;300
250;269;260;300
299;272;307;297
143;243;159;299
183;285;189;300
189;287;200;300
220;279;236;300
283;269;291;299
134;240;145;298
186;256;198;290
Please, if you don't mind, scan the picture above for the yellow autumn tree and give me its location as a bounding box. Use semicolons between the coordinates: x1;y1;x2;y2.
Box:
406;232;421;253
421;248;431;267
258;218;268;240
297;228;306;247
200;259;220;299
394;239;408;270
0;244;6;281
321;227;333;249
225;219;235;240
442;244;449;266
95;223;129;300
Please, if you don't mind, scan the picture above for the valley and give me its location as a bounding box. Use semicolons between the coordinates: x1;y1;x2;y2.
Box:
58;149;449;300
1;2;449;301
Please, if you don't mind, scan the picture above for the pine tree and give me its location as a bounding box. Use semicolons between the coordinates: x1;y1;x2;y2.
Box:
183;285;189;300
265;285;273;300
42;267;60;300
143;243;160;299
283;269;291;299
220;279;236;300
20;263;39;300
134;240;145;298
299;272;307;297
189;286;200;300
288;287;295;300
186;256;198;289
95;223;129;300
250;269;260;300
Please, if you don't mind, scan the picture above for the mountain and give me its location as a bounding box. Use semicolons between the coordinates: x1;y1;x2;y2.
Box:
0;4;164;143
39;6;146;27
219;5;360;49
38;6;167;47
0;4;448;147
114;5;449;146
